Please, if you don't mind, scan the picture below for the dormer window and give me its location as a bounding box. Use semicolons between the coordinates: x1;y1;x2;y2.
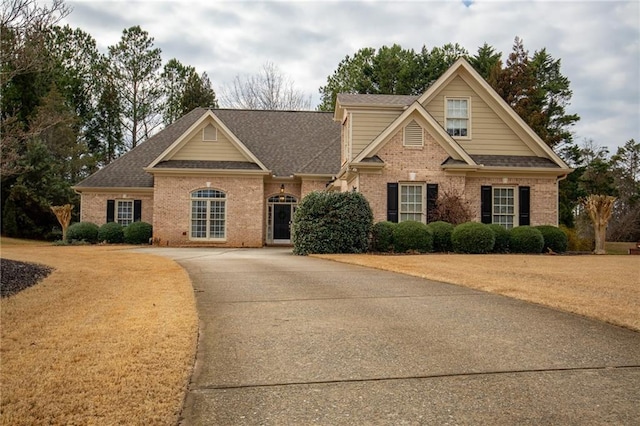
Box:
445;98;470;138
203;124;217;141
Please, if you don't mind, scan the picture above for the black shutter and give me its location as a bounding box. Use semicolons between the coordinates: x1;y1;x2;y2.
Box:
106;200;115;223
387;183;398;223
426;184;438;223
134;200;142;222
481;186;492;224
518;186;530;226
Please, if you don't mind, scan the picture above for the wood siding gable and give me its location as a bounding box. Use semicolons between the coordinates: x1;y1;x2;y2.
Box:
147;110;268;171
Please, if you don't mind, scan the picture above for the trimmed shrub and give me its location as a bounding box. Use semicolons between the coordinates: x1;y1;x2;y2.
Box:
124;221;153;244
66;221;99;244
487;224;510;253
451;222;495;254
509;226;544;253
292;191;373;255
98;222;125;244
536;225;568;253
428;221;454;252
392;221;433;253
370;221;395;252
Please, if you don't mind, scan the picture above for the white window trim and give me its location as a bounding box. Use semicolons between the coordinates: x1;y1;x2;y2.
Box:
492;186;518;229
444;96;471;140
190;189;226;241
202;124;218;142
116;199;133;226
403;120;424;147
399;182;425;223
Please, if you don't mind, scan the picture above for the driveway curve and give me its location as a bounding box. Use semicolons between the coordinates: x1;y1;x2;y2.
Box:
137;247;640;425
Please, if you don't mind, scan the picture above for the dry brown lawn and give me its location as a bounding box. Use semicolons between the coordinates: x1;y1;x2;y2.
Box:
1;239;198;425
316;253;640;332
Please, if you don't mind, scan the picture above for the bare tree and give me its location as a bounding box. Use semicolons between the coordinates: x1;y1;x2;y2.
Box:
0;0;70;86
220;62;312;110
1;0;71;177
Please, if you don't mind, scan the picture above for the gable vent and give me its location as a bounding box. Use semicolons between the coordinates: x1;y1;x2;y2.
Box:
404;120;423;147
203;124;217;141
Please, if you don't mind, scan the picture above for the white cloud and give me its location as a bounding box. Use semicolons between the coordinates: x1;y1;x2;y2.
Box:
63;0;640;153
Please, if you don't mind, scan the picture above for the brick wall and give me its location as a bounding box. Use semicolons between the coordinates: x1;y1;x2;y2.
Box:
80;191;154;224
357;127;559;225
153;175;264;247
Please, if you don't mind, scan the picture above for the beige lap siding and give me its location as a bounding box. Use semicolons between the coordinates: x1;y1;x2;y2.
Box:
153;175;264;247
79;192;153;225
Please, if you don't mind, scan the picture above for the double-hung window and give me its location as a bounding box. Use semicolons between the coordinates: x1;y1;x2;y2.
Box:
191;189;226;240
446;98;469;137
493;187;515;229
399;184;424;222
116;200;134;226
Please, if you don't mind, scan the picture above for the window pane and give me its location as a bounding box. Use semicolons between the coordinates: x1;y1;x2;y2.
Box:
399;185;423;223
190;190;226;240
492;187;515;230
117;200;133;226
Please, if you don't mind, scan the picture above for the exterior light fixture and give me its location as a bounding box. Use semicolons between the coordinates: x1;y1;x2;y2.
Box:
279;184;285;202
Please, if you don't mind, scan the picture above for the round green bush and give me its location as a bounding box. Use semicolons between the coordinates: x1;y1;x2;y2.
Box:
292;191;373;255
451;222;495;254
487;224;510;253
370;221;395;252
428;221;454;252
98;222;125;243
123;221;153;244
509;226;544;253
535;225;568;253
66;221;100;244
392;221;433;253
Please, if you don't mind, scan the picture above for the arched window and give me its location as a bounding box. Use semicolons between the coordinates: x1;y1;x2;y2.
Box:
190;189;226;240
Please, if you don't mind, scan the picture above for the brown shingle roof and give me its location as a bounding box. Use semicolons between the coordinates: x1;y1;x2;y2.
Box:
75;108;207;188
442;155;560;168
75;108;341;188
337;93;418;106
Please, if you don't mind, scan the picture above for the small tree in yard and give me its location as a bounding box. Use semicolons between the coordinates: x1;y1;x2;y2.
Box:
50;204;73;241
292;191;373;255
582;194;616;254
430;190;473;225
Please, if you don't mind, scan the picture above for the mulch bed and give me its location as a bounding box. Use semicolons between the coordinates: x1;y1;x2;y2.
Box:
0;258;54;298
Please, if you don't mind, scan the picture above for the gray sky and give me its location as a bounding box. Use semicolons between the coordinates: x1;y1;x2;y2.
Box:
62;0;640;154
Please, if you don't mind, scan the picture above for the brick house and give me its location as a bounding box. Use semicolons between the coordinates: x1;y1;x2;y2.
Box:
74;58;571;247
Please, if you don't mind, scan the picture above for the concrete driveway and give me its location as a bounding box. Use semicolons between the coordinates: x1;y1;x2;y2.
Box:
137;247;640;425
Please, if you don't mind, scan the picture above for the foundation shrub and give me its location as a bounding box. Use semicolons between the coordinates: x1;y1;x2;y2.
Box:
509;226;544;253
370;221;396;253
487;224;510;253
123;222;153;244
428;221;454;252
65;222;99;244
392;221;433;253
98;222;125;244
451;222;495;254
535;225;568;253
293;191;373;255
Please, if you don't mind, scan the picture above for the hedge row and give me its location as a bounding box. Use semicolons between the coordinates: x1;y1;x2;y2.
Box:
65;221;153;245
370;221;568;254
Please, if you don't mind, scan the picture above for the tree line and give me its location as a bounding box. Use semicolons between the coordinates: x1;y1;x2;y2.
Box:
1;0;637;242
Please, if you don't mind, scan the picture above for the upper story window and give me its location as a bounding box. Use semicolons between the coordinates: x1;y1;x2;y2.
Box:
203;124;217;141
445;98;470;138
